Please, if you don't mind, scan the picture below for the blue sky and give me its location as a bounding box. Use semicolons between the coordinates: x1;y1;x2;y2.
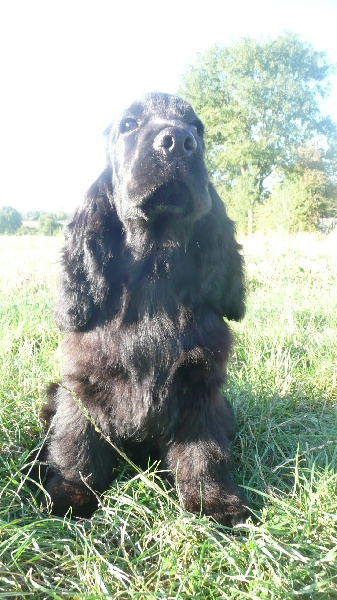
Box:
1;0;337;212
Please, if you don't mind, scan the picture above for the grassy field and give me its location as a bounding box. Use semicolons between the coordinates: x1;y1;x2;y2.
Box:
0;233;336;599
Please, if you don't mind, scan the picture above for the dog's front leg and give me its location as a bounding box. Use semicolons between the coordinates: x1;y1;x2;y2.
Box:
163;427;250;527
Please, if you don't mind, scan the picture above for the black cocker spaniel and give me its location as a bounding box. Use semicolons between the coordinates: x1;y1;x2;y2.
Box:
34;92;250;527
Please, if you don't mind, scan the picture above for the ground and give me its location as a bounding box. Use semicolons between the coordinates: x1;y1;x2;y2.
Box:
0;232;336;598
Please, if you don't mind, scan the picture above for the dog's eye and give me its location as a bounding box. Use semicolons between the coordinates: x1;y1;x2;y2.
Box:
189;120;204;137
120;117;139;134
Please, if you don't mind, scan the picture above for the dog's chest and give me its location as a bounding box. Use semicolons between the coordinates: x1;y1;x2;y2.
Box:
118;307;184;383
116;250;203;377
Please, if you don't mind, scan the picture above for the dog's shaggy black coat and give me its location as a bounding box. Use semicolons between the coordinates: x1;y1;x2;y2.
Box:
35;92;249;526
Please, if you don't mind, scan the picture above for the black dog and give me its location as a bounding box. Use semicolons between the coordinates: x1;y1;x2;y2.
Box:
35;92;249;526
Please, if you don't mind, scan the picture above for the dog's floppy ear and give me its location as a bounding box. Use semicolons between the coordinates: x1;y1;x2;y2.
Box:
195;183;245;322
54;167;122;331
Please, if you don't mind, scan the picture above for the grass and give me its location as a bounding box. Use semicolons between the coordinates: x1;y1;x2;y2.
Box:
0;232;336;599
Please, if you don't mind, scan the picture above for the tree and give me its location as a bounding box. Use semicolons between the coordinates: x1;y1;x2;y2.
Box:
0;206;22;234
256;174;323;234
179;33;337;232
256;143;337;233
38;214;61;236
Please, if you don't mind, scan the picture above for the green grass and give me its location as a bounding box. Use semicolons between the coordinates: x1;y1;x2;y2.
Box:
0;233;336;599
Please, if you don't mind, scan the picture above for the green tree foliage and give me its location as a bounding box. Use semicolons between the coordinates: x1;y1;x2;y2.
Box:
256;175;319;233
38;214;61;236
0;206;22;234
256;145;337;233
257;144;337;232
179;33;337;232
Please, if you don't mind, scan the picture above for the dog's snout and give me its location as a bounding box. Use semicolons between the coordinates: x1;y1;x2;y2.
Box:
153;127;197;157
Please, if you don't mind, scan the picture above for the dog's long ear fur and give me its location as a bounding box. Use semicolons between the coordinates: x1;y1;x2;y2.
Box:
194;183;245;321
54;167;122;331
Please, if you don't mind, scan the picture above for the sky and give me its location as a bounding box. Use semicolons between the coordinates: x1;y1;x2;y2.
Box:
1;0;337;213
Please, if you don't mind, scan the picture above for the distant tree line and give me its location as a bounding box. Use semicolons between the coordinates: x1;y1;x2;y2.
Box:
0;206;70;235
179;32;337;234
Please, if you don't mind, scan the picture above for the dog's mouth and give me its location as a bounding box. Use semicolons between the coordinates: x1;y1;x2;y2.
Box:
143;181;192;216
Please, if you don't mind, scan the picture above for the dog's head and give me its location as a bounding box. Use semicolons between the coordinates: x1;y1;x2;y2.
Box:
105;92;212;227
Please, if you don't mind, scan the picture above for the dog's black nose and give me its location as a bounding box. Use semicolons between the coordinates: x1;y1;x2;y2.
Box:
153;127;197;158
